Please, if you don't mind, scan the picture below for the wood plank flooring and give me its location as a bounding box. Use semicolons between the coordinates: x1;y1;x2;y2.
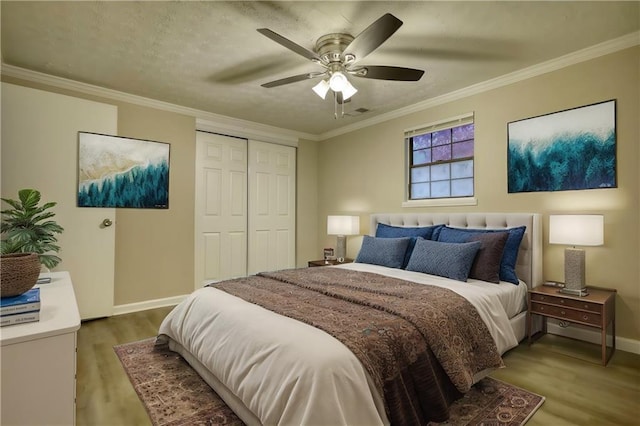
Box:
76;307;640;425
76;307;174;426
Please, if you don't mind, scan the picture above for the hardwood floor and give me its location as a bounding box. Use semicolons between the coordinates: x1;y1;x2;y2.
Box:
492;334;640;426
77;307;640;425
76;306;174;426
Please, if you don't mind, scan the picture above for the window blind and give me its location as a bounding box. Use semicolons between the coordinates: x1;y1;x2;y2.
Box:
404;112;474;139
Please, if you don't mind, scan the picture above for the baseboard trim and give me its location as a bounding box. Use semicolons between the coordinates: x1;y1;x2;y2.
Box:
113;294;189;316
547;321;640;355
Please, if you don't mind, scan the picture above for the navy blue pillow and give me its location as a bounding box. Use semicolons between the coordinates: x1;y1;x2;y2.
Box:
405;239;482;282
375;223;443;268
355;235;411;269
436;226;526;284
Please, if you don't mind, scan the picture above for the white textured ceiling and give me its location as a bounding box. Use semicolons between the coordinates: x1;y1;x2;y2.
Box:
2;1;639;136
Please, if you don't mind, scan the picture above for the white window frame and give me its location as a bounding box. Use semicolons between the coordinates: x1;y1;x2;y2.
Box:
403;112;477;208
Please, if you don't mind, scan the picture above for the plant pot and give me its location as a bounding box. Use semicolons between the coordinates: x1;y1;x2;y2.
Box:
0;253;41;297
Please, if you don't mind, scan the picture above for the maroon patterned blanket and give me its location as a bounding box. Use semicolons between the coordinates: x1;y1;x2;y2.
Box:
213;267;503;424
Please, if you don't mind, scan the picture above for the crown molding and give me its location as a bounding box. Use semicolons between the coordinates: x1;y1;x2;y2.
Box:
0;64;315;143
195;117;299;146
318;31;640;140
2;31;637;143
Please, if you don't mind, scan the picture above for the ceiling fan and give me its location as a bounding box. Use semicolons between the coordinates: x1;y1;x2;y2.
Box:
258;13;425;106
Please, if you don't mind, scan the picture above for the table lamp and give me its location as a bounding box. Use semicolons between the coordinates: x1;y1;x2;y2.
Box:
549;214;604;296
327;215;360;262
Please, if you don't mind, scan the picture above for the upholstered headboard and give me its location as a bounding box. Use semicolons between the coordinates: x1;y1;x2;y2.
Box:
370;213;543;288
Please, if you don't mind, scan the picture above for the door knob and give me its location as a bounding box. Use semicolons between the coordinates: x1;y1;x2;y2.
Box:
102;218;113;227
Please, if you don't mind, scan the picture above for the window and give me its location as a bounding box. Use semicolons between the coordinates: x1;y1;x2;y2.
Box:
406;114;475;202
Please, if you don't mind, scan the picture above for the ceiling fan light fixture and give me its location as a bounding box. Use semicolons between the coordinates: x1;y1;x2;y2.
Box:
258;13;426;116
341;80;358;100
312;79;330;99
329;71;348;92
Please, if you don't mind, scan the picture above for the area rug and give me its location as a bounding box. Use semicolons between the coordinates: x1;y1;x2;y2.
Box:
115;338;544;426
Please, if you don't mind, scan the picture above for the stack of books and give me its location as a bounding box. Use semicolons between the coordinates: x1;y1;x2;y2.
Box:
1;287;41;327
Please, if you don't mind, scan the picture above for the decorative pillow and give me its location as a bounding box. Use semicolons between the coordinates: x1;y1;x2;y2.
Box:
467;232;509;283
405;238;482;282
355;235;411;269
436;226;526;284
375;223;443;268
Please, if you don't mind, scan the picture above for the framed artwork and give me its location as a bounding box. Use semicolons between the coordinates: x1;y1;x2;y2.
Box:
507;100;616;193
78;132;170;208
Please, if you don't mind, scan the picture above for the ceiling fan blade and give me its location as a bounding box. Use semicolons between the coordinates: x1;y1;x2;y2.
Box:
343;13;403;62
261;73;321;88
257;28;320;62
353;66;425;81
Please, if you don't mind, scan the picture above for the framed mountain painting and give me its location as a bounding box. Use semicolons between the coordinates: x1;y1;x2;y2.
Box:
77;132;170;208
507;100;616;193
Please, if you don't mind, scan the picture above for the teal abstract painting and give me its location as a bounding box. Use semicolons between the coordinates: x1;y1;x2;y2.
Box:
78;132;170;208
507;100;616;193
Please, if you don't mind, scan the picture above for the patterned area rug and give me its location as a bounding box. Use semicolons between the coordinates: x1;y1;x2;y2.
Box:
114;338;544;426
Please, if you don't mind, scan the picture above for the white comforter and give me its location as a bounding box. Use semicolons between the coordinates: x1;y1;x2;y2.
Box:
158;264;525;426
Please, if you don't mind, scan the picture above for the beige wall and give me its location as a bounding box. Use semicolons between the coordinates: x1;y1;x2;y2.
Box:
317;47;640;341
1;76;319;306
296;138;320;266
1;75;197;305
114;104;195;304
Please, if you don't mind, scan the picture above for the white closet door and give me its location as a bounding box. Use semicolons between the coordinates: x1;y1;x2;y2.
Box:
194;132;247;289
248;140;296;275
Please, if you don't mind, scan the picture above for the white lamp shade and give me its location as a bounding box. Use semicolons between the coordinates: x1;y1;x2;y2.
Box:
312;79;330;99
341;80;358;100
327;215;360;236
549;215;604;246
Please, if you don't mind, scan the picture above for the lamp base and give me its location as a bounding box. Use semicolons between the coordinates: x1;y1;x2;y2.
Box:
564;247;586;292
335;235;346;262
558;287;589;297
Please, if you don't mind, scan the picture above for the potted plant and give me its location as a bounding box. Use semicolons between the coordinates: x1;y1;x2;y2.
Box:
1;189;64;296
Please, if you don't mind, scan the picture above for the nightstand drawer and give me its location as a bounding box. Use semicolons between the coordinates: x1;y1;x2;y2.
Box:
530;293;600;312
530;302;601;326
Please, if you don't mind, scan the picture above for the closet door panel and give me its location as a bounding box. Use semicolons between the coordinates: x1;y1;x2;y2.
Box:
229;231;248;278
195;132;247;288
248;140;296;275
203;233;221;279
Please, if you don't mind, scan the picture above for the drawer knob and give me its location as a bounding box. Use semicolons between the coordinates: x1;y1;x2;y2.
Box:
584;305;589;309
583;315;589;321
560;299;565;304
540;296;545;301
561;310;566;315
539;306;544;311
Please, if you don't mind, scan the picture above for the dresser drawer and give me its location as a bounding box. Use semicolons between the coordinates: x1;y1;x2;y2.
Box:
530;293;601;312
530;302;602;326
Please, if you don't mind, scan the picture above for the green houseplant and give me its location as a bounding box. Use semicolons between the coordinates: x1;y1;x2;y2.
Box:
1;188;64;269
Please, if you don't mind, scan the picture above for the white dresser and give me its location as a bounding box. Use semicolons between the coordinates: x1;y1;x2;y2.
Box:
1;271;81;425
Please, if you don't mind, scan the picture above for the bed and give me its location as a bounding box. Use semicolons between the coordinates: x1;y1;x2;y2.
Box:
158;212;542;425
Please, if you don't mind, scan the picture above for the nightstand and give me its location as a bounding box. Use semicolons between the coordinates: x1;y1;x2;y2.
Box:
308;258;353;267
527;285;616;365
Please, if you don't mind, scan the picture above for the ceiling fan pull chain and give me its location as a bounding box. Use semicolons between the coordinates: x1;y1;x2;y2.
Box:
334;92;338;119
